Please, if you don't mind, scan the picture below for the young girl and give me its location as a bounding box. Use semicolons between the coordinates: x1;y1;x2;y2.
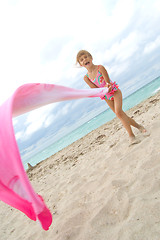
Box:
76;50;147;145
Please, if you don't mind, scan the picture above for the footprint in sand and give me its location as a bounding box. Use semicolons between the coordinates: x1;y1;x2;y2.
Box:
141;153;160;170
90;189;130;227
57;211;87;240
112;179;128;188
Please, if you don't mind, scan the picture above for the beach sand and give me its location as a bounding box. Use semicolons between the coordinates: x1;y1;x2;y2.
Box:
0;91;160;240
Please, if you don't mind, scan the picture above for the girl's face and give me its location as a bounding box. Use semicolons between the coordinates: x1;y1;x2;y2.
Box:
79;54;93;68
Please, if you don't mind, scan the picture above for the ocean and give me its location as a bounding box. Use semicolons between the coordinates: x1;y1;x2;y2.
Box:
23;76;160;169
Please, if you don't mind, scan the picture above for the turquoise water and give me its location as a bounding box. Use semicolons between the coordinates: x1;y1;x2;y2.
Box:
23;77;160;169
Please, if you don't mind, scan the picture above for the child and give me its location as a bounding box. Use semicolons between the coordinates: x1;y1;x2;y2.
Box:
76;50;148;145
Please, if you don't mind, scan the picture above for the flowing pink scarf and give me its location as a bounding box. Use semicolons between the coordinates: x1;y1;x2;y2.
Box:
0;83;108;230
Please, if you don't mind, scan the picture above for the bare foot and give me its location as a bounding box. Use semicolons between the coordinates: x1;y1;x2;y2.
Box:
129;136;141;146
138;125;150;136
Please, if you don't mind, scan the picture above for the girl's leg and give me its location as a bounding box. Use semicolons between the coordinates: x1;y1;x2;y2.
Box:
114;89;147;133
105;90;135;137
112;90;135;137
105;89;146;137
127;116;147;133
105;89;147;137
109;91;146;132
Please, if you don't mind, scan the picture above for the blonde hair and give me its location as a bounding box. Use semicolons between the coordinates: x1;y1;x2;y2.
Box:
76;50;92;64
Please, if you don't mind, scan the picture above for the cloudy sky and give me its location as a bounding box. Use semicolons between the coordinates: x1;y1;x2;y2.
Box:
0;0;160;158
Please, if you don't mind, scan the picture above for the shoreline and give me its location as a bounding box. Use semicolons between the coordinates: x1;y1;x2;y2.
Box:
27;90;159;174
1;90;160;240
24;76;160;168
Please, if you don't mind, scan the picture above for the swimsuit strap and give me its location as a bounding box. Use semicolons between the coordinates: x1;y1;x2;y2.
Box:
86;73;89;78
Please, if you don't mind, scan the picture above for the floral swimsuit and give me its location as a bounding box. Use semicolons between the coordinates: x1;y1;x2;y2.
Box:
86;65;119;100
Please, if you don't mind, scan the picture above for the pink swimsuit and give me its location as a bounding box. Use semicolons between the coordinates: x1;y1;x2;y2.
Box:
86;65;119;100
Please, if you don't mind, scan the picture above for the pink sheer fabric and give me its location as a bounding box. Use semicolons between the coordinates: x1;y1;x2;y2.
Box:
0;83;108;230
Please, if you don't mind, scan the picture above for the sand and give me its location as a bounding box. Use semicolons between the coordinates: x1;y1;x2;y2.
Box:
0;91;160;240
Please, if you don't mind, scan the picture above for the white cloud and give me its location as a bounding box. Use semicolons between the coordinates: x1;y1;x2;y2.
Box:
109;61;130;78
143;35;160;54
107;0;135;38
24;103;59;137
116;33;139;61
60;103;72;116
25;119;44;136
0;0;137;105
44;114;55;128
100;32;139;64
12;118;18;126
15;131;24;140
154;0;160;11
25;103;58;124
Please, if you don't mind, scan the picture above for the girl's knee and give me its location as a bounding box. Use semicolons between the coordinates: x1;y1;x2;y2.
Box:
115;110;123;118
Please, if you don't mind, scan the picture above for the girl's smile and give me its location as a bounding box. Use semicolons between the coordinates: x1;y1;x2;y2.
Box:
85;61;90;66
79;54;93;68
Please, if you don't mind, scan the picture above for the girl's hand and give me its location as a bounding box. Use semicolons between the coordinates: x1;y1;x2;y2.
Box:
105;83;112;93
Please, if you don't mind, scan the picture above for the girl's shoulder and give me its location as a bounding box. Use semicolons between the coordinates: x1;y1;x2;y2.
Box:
84;74;89;81
98;65;108;75
98;65;105;71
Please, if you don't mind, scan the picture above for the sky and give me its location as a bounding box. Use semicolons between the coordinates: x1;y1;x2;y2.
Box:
0;0;160;158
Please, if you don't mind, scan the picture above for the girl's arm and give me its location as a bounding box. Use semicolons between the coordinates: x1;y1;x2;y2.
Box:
99;65;112;92
84;75;98;88
99;65;111;84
